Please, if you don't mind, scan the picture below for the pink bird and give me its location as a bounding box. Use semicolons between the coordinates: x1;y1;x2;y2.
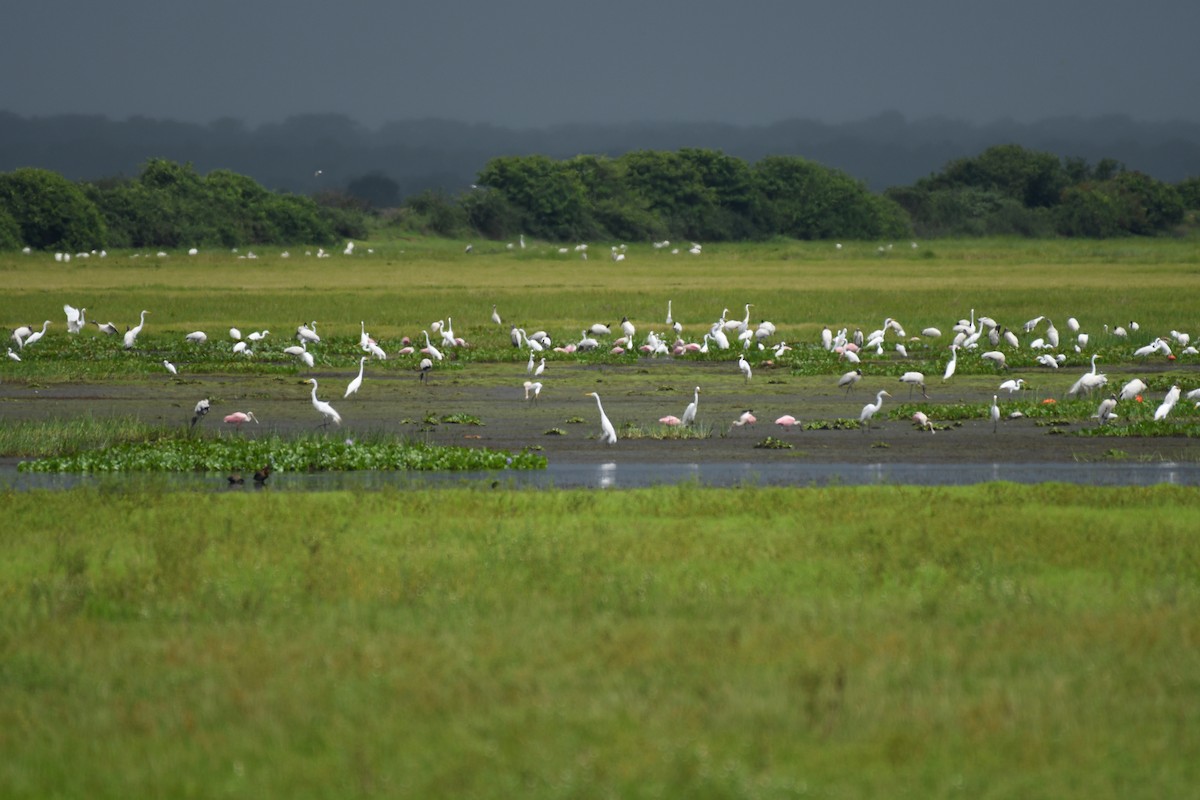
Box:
774;414;800;429
659;415;683;426
223;411;258;429
731;410;757;429
912;411;935;433
396;346;415;355
610;346;626;355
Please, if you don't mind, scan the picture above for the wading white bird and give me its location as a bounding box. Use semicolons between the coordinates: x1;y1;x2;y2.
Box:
942;344;958;381
898;371;928;400
123;310;149;349
162;359;177;375
64;304;86;333
860;390;891;432
23;321;51;348
990;395;1000;433
94;321;118;336
491;304;502;326
1067;354;1107;397
523;380;542;403
534;357;545;378
185;331;208;344
1119;379;1148;401
681;386;699;426
308;378;342;427
7;347;21;362
586;392;617;445
344;356;367;398
421;331;443;361
1154;385;1181;421
738;354;752;383
1094;396;1119;425
838;369;863;394
999;378;1025;394
11;324;32;346
191;398;211;428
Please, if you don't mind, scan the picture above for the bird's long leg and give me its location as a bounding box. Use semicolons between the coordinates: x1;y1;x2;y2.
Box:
922;386;929;400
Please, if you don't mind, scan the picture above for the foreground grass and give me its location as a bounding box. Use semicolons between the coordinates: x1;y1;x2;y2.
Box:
2;485;1198;798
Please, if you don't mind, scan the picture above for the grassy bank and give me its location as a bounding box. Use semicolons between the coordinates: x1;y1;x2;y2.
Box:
2;485;1198;797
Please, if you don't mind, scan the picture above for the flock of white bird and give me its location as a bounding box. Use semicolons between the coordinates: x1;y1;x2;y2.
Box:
7;277;1198;444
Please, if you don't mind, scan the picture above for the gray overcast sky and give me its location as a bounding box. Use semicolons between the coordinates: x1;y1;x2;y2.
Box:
3;0;1198;128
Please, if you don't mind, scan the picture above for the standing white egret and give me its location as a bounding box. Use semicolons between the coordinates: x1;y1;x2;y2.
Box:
942;344;958;381
534;357;546;378
586;392;617;445
308;378;342;427
491;305;502;326
999;378;1025;394
123;310;149;349
666;300;673;326
681;386;699;426
344;356;367;398
230;327;243;341
860;390;891;432
421;331;443;361
23;321;51;348
1068;354;1107;397
523;380;543;404
737;354;752;383
7;347;22;362
162;359;178;375
990;395;1000;433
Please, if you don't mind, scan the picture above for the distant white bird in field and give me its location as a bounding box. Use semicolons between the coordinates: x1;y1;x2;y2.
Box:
185;331;208;344
587;392;618;445
7;347;21;362
523;380;542;403
943;345;958;381
123;310;149;349
1120;379;1148;401
64;304;86;333
738;354;752;383
308;378;342;427
912;411;934;433
1154;385;1181;421
681;386;699;426
899;371;928;399
162;360;177;375
23;321;51;348
344;356;367;398
999;378;1025;394
1094;396;1119;425
860;391;891;432
838;369;863;393
990;395;1000;433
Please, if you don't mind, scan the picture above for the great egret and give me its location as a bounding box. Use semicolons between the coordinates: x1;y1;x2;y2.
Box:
738;354;752;383
185;331;208;344
123;310;149;349
1120;379;1148;401
344;356;367;398
7;347;22;362
942;344;958;381
163;360;177;375
223;411;258;430
666;300;673;326
860;390;891;432
1068;354;1107;396
308;378;342;427
297;323;320;344
422;331;443;361
230;327;242;341
999;378;1025;394
248;330;269;342
990;395;1000;433
586;392;617;445
492;305;502;326
838;369;863;394
682;386;699;426
23;321;51;348
898;371;928;400
1154;385;1181;421
64;304;86;333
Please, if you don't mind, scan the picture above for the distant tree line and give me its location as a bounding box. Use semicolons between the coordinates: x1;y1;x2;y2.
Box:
2;144;1198;252
0;160;366;251
885;144;1196;238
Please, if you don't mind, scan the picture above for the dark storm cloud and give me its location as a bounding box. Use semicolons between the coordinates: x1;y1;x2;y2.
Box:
3;0;1198;126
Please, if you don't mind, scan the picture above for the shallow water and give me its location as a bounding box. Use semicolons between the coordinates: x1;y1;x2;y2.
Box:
4;460;1200;492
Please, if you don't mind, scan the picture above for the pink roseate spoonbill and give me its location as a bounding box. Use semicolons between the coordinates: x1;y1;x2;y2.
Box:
659;415;683;426
774;415;800;429
308;378;342;427
730;410;756;431
224;411;258;430
523;380;542;404
912;411;934;433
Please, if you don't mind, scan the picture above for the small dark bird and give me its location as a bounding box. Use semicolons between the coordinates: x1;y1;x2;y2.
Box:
227;473;244;485
253;465;272;485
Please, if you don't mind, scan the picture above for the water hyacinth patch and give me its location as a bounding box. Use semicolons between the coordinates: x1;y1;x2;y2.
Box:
19;434;545;473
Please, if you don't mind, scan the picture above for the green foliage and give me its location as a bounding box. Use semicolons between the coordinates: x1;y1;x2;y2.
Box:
85;159;354;248
1177;176;1200;210
20;434;544;473
0;203;21;250
0;167;108;250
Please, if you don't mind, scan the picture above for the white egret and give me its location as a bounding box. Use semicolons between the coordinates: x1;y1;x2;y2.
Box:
1154;385;1181;421
534;357;545;378
999;378;1025;394
666;300;673;326
422;331;443;361
942;345;958;381
738;354;752;383
7;347;21;362
64;304;86;333
123;310;149;349
523;380;543;403
492;305;502;326
23;321;51;348
185;331;208;344
682;386;699;426
308;378;342;427
860;390;891;432
990;395;1000;433
163;360;177;375
344;356;367;398
230;327;243;341
11;324;32;346
980;351;1007;369
586;392;618;445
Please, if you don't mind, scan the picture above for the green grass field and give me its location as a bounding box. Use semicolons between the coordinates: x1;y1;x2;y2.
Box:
2;485;1198;798
4;236;1200;797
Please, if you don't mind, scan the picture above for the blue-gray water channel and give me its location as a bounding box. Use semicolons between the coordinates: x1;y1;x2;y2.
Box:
4;461;1200;492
